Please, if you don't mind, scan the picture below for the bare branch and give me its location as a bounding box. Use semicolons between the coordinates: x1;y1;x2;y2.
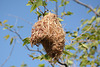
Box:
0;39;16;67
56;2;58;15
8;14;33;25
2;24;44;55
74;0;100;16
57;59;68;67
38;7;44;15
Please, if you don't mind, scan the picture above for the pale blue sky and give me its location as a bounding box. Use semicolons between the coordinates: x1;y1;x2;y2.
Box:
0;0;100;67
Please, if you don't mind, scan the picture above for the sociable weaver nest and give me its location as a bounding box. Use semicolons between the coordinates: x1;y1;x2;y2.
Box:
30;12;65;59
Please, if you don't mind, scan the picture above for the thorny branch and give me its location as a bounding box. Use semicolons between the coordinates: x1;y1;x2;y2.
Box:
0;39;16;67
74;0;100;16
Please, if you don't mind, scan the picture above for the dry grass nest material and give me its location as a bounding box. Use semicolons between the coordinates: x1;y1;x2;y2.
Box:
30;12;65;59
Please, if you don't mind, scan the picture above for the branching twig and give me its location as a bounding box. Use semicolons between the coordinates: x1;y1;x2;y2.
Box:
38;7;44;15
3;24;44;55
0;39;16;67
74;0;100;16
8;14;33;25
73;24;92;41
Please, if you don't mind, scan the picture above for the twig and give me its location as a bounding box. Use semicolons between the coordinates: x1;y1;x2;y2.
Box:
57;59;68;67
61;0;66;19
74;0;100;16
8;14;33;25
38;7;44;15
3;24;44;55
0;39;16;67
65;39;70;45
56;2;58;15
73;24;92;41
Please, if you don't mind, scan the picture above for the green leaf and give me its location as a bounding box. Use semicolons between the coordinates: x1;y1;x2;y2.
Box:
89;55;94;58
67;60;73;65
80;19;88;27
10;25;14;28
96;17;100;23
97;7;100;13
29;55;33;58
59;4;64;7
38;64;45;67
26;1;33;6
21;63;27;67
87;8;96;13
3;27;8;30
23;37;30;46
50;0;57;2
3;20;8;23
61;12;64;16
64;1;69;5
5;24;10;27
61;0;64;4
0;21;2;26
43;54;51;60
88;16;96;24
34;11;42;17
74;31;78;36
65;45;76;50
63;51;73;55
80;19;84;22
58;18;63;22
10;37;13;45
82;25;90;31
42;1;47;6
17;26;23;28
82;44;88;49
65;11;73;15
4;35;10;40
59;18;64;21
30;3;37;12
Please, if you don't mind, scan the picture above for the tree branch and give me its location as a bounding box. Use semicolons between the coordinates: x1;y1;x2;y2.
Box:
57;59;68;67
3;24;44;55
74;0;100;16
56;2;58;15
0;39;16;67
8;14;33;25
73;24;92;41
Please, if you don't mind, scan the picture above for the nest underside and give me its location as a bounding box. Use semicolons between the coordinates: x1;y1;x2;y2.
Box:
30;12;65;59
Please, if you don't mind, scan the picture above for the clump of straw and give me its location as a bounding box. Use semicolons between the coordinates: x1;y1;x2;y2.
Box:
30;12;65;59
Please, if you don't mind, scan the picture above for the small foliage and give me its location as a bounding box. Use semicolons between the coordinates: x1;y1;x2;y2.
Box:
4;35;10;40
10;37;13;45
23;37;30;46
3;20;8;23
38;64;45;67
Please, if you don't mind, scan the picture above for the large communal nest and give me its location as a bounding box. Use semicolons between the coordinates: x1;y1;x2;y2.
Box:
30;12;65;59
